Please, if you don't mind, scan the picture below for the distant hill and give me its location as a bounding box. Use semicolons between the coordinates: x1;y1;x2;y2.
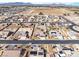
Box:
0;2;32;6
0;2;66;7
0;2;79;7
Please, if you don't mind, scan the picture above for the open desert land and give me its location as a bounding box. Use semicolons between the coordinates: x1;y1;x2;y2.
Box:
31;8;68;15
64;8;79;25
16;7;72;15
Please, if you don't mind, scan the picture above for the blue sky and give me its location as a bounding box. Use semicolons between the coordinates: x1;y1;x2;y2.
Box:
0;0;79;4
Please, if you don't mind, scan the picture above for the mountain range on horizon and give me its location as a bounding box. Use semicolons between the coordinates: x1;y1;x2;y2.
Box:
0;2;79;6
0;2;32;5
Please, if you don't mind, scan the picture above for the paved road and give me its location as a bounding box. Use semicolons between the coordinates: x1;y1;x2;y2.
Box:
59;16;79;26
60;16;79;33
0;40;79;44
69;25;79;33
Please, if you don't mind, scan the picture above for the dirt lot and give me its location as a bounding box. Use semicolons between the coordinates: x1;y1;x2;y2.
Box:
17;8;71;15
30;8;71;15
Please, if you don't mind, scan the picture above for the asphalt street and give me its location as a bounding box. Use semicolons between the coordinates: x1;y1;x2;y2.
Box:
60;16;79;33
0;40;79;44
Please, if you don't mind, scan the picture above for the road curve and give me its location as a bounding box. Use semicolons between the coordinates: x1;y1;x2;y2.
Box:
69;25;79;33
